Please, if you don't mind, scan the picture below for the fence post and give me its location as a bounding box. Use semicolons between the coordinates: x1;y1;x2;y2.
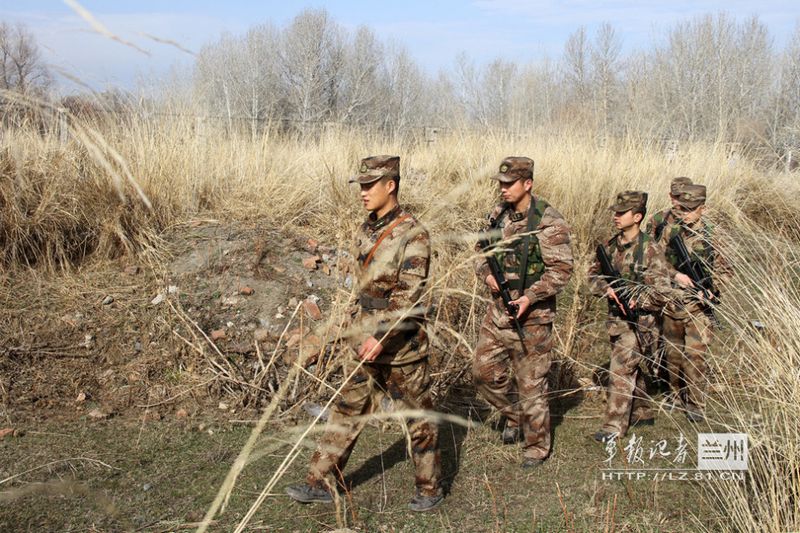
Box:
57;107;69;145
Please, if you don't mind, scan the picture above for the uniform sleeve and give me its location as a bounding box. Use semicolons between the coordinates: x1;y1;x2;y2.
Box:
638;241;677;312
474;204;503;282
587;253;610;298
524;207;574;303
374;224;430;342
711;238;733;290
644;214;656;237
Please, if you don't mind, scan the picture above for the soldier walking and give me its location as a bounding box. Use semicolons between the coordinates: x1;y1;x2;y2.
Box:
473;157;573;468
286;155;442;512
588;191;675;442
641;177;694;383
655;184;731;422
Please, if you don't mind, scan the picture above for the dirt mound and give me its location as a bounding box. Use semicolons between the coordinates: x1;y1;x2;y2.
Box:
0;221;352;420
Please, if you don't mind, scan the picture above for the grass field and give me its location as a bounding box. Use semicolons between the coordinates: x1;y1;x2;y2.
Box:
1;117;799;531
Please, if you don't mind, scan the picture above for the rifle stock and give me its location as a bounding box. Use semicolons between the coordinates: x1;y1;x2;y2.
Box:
477;234;526;341
668;234;719;325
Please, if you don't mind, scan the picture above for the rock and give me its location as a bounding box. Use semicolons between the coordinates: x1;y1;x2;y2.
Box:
75;392;87;404
286;332;302;348
306;280;313;288
303;299;322;321
210;329;227;341
344;274;353;289
303;403;330;421
150;293;166;306
0;428;15;439
143;483;153;492
88;409;107;420
321;253;331;262
176;408;189;419
306;238;319;254
275;313;285;319
167;285;179;294
123;265;140;275
288;297;299;308
254;328;270;343
218;402;229;411
81;333;94;349
134;341;143;353
321;264;331;276
221;296;241;307
101;295;114;305
226;321;235;328
302;256;320;271
239;286;254;296
308;294;321;304
299;335;321;365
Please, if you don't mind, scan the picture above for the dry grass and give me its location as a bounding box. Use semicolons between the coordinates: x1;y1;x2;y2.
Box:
2;112;799;531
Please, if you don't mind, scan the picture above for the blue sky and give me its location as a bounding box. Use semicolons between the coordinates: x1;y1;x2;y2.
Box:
1;1;798;90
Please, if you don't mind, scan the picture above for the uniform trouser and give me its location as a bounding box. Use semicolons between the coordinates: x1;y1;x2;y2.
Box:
306;358;441;497
602;329;653;435
472;314;553;460
662;311;711;413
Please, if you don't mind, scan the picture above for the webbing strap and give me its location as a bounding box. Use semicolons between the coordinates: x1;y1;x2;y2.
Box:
362;214;411;268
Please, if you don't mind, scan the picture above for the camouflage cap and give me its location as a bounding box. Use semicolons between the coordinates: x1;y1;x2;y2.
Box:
676;184;707;209
349;155;400;184
490;156;534;183
609;190;648;212
670;176;693;196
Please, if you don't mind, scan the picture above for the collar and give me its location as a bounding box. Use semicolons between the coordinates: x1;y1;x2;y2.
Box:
366;204;402;231
612;230;642;250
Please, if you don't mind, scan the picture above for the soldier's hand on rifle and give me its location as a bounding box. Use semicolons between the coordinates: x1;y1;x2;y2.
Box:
358;336;384;362
606;287;627;316
485;274;500;293
674;272;694;289
697;289;716;302
509;295;531;319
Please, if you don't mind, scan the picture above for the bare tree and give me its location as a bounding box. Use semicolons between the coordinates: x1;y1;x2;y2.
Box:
279;9;344;134
590;22;622;130
0;21;51;95
563;26;591;109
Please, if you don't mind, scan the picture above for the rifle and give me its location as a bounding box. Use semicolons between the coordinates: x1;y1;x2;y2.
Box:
668;234;719;325
478;216;526;341
595;244;647;354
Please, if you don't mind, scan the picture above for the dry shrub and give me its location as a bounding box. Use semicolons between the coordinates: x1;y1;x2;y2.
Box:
3;112;800;530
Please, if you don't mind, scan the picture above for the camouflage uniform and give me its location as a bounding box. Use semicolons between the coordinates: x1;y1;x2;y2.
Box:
588;191;675;436
641;177;693;371
305;156;441;498
473;157;573;461
654;185;731;417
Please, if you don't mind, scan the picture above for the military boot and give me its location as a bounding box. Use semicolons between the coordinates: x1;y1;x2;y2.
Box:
502;425;521;445
285;484;333;504
408;489;443;512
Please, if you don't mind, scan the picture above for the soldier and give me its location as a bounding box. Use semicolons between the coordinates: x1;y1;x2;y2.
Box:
285;155;442;512
644;176;693;240
642;176;693;382
658;184;731;423
588;191;675;442
473;156;573;468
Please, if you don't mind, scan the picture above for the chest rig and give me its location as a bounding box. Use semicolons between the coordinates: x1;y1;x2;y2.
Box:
489;196;550;291
606;231;648;283
663;221;715;270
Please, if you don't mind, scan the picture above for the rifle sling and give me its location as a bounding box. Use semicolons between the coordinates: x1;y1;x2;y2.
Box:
517;195;538;295
361;214;411;268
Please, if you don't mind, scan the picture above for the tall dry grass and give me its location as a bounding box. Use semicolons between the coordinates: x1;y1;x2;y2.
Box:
2;113;799;531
